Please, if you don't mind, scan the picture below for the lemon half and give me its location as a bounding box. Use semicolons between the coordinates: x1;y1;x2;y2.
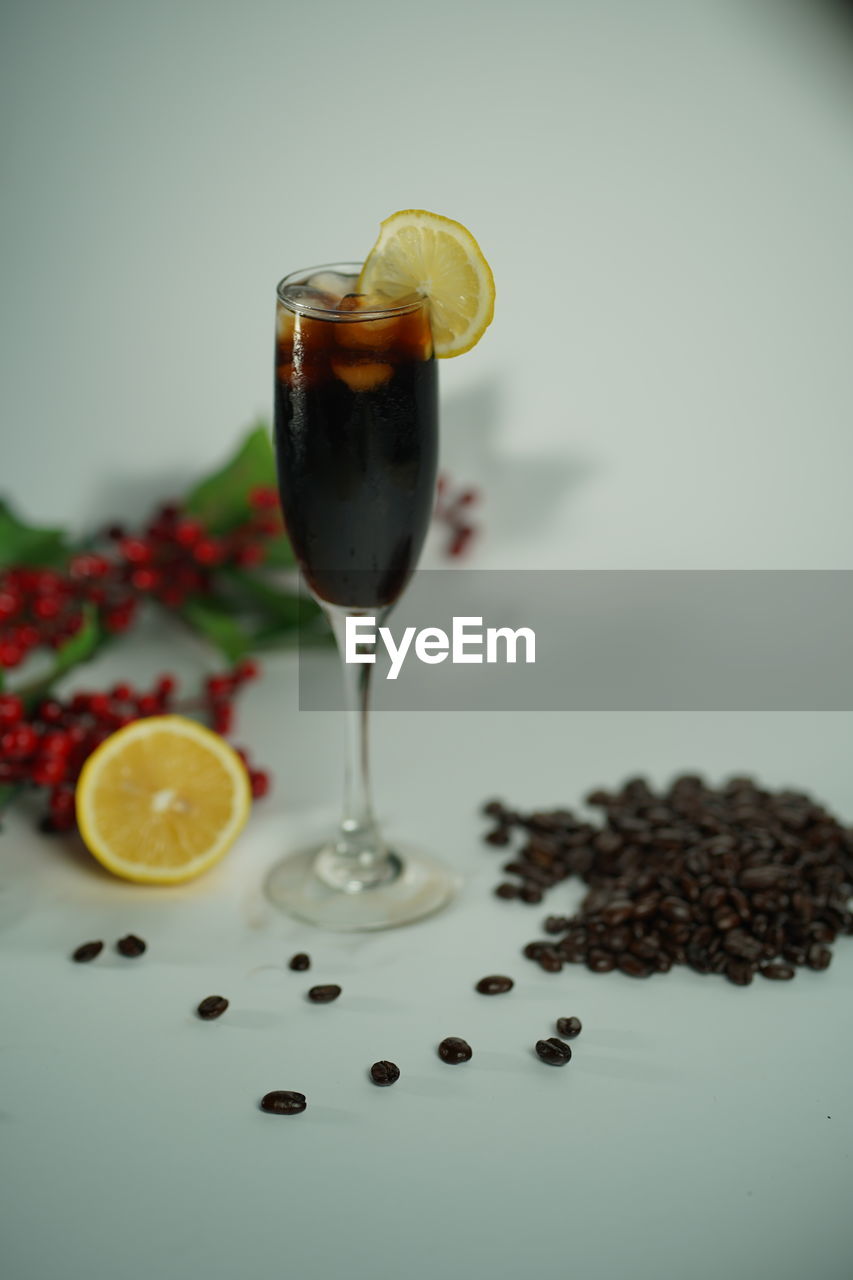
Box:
75;716;252;884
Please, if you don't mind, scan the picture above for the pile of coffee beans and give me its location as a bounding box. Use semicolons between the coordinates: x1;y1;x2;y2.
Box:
483;775;853;985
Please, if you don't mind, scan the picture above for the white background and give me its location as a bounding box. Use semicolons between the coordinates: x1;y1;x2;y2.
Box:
1;2;852;1279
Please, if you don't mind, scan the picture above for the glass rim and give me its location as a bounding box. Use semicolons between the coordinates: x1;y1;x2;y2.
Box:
276;261;427;321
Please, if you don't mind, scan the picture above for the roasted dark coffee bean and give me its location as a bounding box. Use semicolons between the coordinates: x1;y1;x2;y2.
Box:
535;1037;572;1066
72;940;103;963
760;964;795;981
370;1060;400;1086
618;953;653;978
544;915;571;934
483;799;508;818
725;961;755;986
523;941;547;959
806;945;832;970
659;896;692;923
555;1016;582;1039
485;826;511;846
713;908;740;932
475;975;514;995
288;952;311;971
196;995;229;1020
723;929;764;962
438;1037;472;1064
494;882;519;899
260;1090;306;1115
519;884;543;904
586;950;616;973
537;950;563;973
307;984;341;1003
740;864;787;889
601;900;634;926
116;934;146;957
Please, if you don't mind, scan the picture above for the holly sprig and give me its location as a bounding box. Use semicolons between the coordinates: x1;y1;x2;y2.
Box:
0;422;326;701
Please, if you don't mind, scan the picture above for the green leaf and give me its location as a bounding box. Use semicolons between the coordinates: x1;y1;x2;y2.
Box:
0;782;19;828
183;422;278;534
181;597;253;662
219;567;301;623
260;532;295;569
251;599;332;649
0;499;70;569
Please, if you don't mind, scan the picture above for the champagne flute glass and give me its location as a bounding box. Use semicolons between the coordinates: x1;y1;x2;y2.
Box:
264;263;458;929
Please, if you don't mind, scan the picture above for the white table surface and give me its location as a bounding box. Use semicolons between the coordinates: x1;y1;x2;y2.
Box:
2;2;853;1278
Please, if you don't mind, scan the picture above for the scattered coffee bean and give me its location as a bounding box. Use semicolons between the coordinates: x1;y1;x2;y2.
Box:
71;941;103;963
475;975;514;995
116;934;146;957
370;1061;400;1086
484;776;853;986
535;1037;572;1066
289;953;311;971
438;1037;472;1064
260;1090;306;1115
196;995;229;1020
307;984;341;1003
555;1016;582;1038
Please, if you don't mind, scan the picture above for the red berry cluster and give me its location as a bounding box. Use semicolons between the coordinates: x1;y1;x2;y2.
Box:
0;568;89;670
435;474;480;558
0;664;270;833
0;489;285;671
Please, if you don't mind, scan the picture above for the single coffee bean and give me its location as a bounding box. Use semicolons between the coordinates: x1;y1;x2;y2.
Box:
260;1090;306;1115
438;1037;472;1064
494;882;519;900
307;984;341;1003
618;953;653;978
72;940;103;963
555;1016;582;1038
475;975;514;995
725;961;755;986
288;952;311;971
759;964;795;981
519;884;543;904
370;1061;400;1086
196;995;229;1020
806;945;832;971
485;827;511;846
116;934;146;957
535;1037;572;1066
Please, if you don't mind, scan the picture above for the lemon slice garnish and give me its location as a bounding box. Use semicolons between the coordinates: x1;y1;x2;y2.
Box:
358;209;495;358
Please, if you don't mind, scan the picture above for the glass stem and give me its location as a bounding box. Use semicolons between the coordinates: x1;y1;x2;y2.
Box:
317;605;398;891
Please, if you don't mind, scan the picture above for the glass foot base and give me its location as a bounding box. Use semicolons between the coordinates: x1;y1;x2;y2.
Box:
264;843;460;931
